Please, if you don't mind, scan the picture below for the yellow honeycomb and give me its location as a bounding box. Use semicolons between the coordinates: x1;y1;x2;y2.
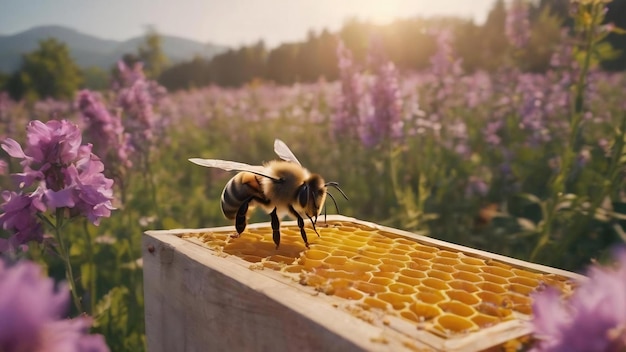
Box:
181;220;574;340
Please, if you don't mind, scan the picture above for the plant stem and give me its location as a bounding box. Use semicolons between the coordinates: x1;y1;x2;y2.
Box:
54;208;83;313
82;220;97;315
531;3;600;262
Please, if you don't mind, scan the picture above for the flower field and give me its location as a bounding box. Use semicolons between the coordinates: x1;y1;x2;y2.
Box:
0;1;625;350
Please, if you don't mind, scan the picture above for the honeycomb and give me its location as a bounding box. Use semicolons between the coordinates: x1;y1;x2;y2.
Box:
180;219;575;343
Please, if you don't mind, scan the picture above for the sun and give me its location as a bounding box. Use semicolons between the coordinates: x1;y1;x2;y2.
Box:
356;1;403;25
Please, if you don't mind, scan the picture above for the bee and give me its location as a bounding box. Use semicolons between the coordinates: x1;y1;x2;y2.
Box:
189;139;347;248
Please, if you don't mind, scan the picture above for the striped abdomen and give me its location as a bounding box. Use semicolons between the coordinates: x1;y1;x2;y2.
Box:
221;172;266;219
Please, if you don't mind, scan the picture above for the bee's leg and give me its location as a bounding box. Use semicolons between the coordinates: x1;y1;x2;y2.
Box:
289;206;309;248
306;214;321;238
270;208;281;248
234;199;253;237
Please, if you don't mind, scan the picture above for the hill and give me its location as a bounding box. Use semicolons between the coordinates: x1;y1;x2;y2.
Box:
0;25;228;72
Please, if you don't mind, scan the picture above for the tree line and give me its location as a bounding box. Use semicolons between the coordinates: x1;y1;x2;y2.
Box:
158;0;626;90
1;0;624;99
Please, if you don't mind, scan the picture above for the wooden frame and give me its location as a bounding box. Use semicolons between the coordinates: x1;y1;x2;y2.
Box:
143;215;584;352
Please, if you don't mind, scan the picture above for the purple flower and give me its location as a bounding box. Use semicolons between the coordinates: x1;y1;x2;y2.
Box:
0;191;44;252
77;90;132;172
506;0;530;49
361;40;403;147
1;120;115;229
0;260;109;352
531;247;626;351
114;60;170;159
429;29;463;77
333;40;368;140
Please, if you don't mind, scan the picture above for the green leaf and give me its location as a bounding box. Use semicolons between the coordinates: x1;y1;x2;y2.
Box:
517;193;543;205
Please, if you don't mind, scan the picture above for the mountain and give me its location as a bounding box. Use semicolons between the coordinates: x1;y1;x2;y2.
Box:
0;25;228;73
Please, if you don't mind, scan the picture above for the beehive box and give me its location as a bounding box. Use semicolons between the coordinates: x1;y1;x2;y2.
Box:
143;215;583;352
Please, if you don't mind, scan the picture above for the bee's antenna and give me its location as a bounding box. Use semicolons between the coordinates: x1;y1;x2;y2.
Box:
326;191;340;214
325;182;348;201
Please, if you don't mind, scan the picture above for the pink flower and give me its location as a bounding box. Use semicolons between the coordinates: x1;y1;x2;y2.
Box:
0;260;109;352
531;247;626;351
0;191;43;252
1;120;115;241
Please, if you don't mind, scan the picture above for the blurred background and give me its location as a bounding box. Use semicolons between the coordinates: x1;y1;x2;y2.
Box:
0;1;625;350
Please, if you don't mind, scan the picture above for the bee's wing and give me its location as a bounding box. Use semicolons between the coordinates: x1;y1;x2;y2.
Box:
188;158;279;181
274;139;301;166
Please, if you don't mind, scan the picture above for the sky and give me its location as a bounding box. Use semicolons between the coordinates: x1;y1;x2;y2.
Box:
0;0;497;48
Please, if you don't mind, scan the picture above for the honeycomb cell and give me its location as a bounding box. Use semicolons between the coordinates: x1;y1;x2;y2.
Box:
407;258;431;269
336;245;360;255
409;303;441;321
369;276;394;286
323;256;347;266
347;233;370;242
306;249;330;260
427;269;453;281
352;255;381;266
471;314;499;328
476;291;504;307
460;257;484;266
396;274;422;286
437;314;477;332
342;260;376;273
422;277;450;290
268;254;296;264
448;280;479;293
508;276;539;287
438;301;475;317
481;266;514;278
354;282;387;295
409;250;436;261
507;293;532;314
388;283;416;295
371;271;396;280
363;297;389;310
362;246;388;255
334;287;364;300
390;247;410;256
378;292;413;310
438;250;459;258
330;279;353;290
475;302;512;318
454;263;482;273
338;226;358;233
511;268;542;280
378;263;402;273
416;289;446;304
414;244;439;253
508;283;535;296
431;264;456;274
432;257;460;266
302;258;324;270
318;269;369;282
332;249;356;257
370;237;394;247
477;281;507;294
479;273;508;285
310;244;333;253
400;269;427;279
341;238;366;249
452;271;482;283
445;290;479;305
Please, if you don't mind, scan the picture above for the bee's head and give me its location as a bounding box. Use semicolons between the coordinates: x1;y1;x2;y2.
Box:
297;174;327;220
